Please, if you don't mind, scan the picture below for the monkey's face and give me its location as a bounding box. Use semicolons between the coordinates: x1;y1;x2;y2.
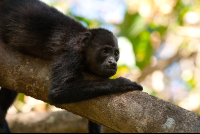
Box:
81;28;120;78
96;45;119;77
83;36;119;78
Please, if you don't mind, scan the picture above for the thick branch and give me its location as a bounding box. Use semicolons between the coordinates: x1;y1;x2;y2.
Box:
0;40;200;133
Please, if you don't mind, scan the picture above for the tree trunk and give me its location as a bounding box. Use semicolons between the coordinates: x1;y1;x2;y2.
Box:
0;38;200;133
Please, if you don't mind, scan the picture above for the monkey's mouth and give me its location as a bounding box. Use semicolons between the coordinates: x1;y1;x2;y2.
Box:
100;66;117;77
106;68;117;76
107;67;117;71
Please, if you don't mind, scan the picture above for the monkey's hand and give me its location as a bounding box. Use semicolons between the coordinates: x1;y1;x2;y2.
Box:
113;77;143;92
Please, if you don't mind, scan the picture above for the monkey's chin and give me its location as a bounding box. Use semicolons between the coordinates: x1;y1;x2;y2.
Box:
102;69;116;78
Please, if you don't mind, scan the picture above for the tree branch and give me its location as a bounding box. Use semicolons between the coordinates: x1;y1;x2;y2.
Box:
0;40;200;133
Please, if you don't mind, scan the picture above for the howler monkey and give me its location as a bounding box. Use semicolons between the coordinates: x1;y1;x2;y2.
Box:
0;0;143;133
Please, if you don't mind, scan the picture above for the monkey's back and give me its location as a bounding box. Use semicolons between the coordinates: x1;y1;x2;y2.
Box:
0;0;86;59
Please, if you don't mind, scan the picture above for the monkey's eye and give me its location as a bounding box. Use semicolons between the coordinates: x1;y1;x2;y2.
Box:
102;49;109;55
115;51;119;56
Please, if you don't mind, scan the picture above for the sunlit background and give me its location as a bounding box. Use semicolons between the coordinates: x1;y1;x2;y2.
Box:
8;0;200;120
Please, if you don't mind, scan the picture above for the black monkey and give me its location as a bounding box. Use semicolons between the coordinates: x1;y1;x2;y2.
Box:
0;0;143;133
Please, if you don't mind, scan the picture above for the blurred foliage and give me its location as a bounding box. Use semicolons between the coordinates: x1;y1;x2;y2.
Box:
118;13;152;69
10;0;200;115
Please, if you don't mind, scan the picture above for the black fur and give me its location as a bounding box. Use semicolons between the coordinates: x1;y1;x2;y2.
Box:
0;0;143;133
88;121;102;133
0;88;18;133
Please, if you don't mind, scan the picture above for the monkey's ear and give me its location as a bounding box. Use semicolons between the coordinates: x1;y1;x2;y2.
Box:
81;32;91;46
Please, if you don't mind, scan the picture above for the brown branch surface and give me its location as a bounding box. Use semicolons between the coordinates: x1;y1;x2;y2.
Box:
1;40;200;133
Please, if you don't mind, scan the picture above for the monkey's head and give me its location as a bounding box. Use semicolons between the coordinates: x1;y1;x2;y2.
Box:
82;28;119;78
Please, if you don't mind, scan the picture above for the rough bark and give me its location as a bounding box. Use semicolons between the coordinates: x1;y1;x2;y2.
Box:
0;39;200;133
6;111;116;133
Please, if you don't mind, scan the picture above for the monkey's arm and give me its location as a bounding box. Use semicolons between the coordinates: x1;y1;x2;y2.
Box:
48;77;142;104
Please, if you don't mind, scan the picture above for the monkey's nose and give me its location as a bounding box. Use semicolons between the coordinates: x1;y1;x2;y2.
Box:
108;57;117;67
109;61;117;67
